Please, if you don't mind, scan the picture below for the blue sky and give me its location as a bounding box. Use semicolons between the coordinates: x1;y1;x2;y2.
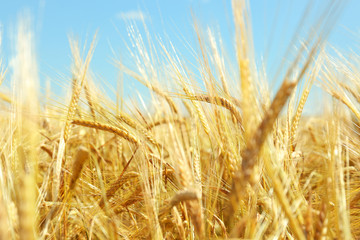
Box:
0;0;359;105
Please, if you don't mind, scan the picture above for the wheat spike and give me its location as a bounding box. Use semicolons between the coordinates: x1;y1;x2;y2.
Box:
69;146;89;191
189;94;242;125
72;119;139;145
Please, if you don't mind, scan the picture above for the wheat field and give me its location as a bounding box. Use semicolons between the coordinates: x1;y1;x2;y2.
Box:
0;1;360;239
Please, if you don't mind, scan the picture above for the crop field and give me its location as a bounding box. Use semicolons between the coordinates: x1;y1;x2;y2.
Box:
0;0;359;239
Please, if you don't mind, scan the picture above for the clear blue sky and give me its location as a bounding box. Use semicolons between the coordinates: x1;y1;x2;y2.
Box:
0;0;359;105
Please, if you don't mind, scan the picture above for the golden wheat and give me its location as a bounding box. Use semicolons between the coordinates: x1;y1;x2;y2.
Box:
1;1;360;239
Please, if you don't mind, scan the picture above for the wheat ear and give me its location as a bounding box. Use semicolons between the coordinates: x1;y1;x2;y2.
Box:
69;146;89;191
189;94;242;125
232;0;257;137
290;54;322;151
51;35;96;207
72;119;139;145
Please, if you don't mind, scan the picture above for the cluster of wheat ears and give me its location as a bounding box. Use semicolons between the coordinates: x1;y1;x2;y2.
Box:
1;0;360;239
